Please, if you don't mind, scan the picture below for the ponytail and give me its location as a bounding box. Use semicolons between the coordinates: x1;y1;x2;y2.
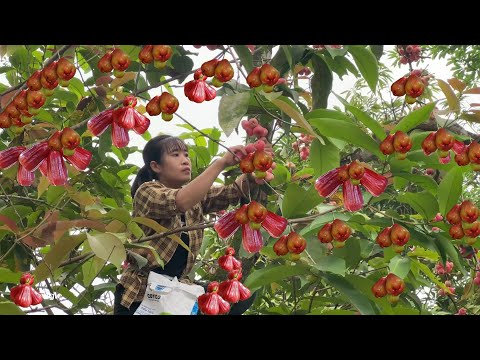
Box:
131;165;155;198
130;135;188;199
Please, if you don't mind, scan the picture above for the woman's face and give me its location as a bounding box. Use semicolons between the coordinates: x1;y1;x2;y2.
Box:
152;148;191;188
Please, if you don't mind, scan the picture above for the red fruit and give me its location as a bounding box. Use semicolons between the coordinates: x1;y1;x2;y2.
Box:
47;150;68;186
60;127;81;150
464;221;480;238
111;48;130;71
330;219;351;242
460;200;478;223
247;67;262;88
12;284;33;307
259;64;280;86
218;280;241;303
20;273;35;285
201;58;219;77
114;107;135;130
447;204;462;225
239;153;255;173
0;112;12;128
252;150;273;172
421;132;437;156
391;77;407;96
371;277;387;298
337;165;350;182
455;150;470;166
247;201;267;223
152;45;173;63
13;90;28;111
261;211;287;238
404;74;425;98
273;235;289;256
27;70;42;91
41;61;59;84
48;130;64;151
0;146;25;169
204;83;217;101
26;90;46;109
468;142;480;164
435;128;454;152
187;80;207;103
5;104;20;119
138;45;154;64
111;121;130;148
449;224;464;239
214;59;234;83
390;224;410;246
159;92;179;114
225;247;235;256
19;142;51;172
286;232;307;254
63;146;92;171
317;223;333;243
30;287;43;306
393;131;412;154
146;96;162;116
214;210;241;240
235;204;249;224
40;75;58;91
348;160;365;183
97;51;113;73
198;292;230;315
87;109;114;136
218;254;242;272
385;273;405;296
376;227;392;247
380;135;395;155
122;95;137;107
56;57;76;81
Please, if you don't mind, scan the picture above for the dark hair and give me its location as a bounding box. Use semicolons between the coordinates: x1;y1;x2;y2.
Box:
131;135;188;198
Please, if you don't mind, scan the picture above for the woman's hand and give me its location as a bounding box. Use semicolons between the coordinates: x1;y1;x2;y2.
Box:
220;145;248;168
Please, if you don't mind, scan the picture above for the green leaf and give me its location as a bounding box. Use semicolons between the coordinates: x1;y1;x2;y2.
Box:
389;255;411;279
270;164;290;187
232;45;254;73
322;273;377;315
0;205;32;224
310;309;356;315
348;45;378;92
310;138;339;177
106;208;131;225
313;256;346;276
393;102;436;133
132;217;191;253
271;97;323;143
305;108;352;122
0;302;25;315
309;118;383;158
82;255;106;287
343;103;386;140
0;268;22;283
127;221;144;239
411;259;451;291
281;184;323;218
68;77;86;98
433;233;467;276
207;128;221;157
34;234;87;282
397;191;439;221
437;79;460;113
311;55;332;109
243;264;311;290
127;250;148;270
281;45;293;69
125;243;164;269
394;172;438;195
218;92;251;137
87;232;126;270
438;166;463;216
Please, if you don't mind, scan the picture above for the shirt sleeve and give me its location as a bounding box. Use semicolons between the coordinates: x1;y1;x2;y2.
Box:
201;182;242;214
134;183;183;219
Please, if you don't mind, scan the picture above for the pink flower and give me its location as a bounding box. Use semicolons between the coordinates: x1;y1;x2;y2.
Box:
315;161;388;212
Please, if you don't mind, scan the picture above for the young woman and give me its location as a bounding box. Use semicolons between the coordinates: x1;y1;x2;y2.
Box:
113;135;265;315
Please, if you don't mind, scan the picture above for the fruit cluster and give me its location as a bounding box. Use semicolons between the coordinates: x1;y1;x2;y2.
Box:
241;117;268;138
446;201;480;245
193;45;220;51
183;62;223;103
317;219;352;249
390;69;429;104
292;133;315;161
375;224;411;253
246;64;280;93
371;273;405;304
435;260;453;275
87;95;150;148
146;92;179;121
273;231;307;257
0;127;92;186
10;273;43;308
396;45;422;64
379;130;412;160
0;57;76;132
239;140;275;183
97;48;131;78
214;201;287;253
297;67;311;76
138;45;172;69
437;280;455;297
197;247;251;315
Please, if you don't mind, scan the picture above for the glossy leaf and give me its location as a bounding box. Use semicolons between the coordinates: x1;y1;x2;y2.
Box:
244;264;311;290
437;79;460;113
348;45;378;92
281;183;323;218
393;102;436;133
218;92;251;137
397;191;439;221
438;166;463;216
389;255;411;279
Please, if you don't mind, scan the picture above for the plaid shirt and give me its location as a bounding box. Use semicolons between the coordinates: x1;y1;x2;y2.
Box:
119;180;243;309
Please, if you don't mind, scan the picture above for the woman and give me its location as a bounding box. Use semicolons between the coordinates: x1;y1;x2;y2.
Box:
113;135;265;315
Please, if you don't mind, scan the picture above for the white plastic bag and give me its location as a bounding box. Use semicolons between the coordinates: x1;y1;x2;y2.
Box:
134;272;205;315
